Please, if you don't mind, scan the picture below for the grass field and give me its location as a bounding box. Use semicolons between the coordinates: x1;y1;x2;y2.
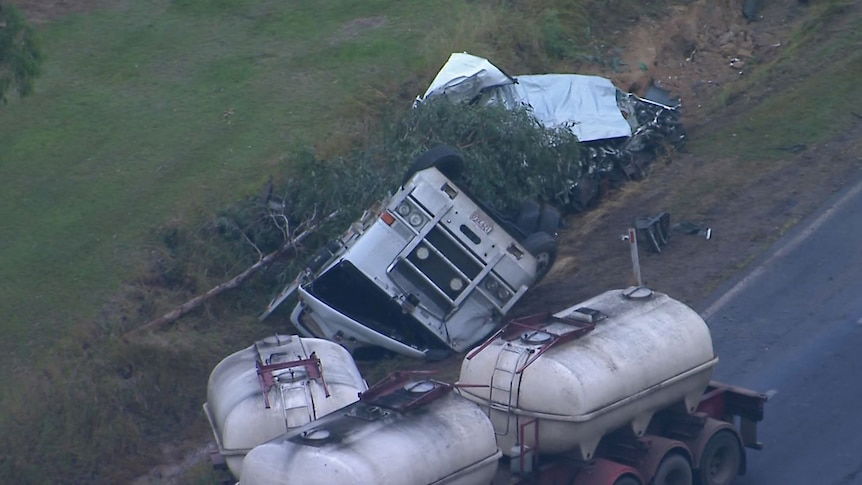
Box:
0;0;470;376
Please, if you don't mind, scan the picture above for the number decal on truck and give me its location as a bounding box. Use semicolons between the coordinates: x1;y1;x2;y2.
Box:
470;210;494;235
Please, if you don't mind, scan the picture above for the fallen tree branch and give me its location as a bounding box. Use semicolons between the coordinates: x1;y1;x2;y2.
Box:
125;210;339;337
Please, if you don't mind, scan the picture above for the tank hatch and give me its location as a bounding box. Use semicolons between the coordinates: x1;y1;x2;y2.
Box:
358;371;451;412
278;372;451;447
465;312;598;373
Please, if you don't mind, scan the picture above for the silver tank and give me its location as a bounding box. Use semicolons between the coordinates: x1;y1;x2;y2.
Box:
203;334;367;479
457;288;717;461
240;381;501;485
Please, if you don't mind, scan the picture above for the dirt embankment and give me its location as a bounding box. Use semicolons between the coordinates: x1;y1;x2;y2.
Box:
532;0;862;312
597;0;805;127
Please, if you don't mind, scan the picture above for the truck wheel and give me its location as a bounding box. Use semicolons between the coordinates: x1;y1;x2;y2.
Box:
401;145;464;185
515;200;541;235
651;453;692;485
523;231;557;282
538;204;562;235
613;475;642;485
696;430;741;485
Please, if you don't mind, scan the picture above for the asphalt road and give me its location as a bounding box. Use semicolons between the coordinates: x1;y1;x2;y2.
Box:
699;177;862;485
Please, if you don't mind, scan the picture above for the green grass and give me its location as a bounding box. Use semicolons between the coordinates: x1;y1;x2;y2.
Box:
0;0;463;380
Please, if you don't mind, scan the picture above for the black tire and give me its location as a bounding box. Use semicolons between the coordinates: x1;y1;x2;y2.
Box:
523;231;557;282
515;200;541;235
614;475;642;485
742;0;761;20
570;174;599;211
696;430;742;485
401;145;464;185
652;452;692;485
538;204;562;235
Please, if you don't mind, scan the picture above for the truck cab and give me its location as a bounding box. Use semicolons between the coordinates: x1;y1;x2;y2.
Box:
288;149;556;359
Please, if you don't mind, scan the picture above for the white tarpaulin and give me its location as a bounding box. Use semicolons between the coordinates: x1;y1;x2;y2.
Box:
420;53;633;142
421;52;514;103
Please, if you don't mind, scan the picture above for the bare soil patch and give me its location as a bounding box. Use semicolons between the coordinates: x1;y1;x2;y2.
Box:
592;0;810;127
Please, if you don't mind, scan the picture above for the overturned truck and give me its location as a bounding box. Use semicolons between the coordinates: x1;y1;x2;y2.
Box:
278;146;561;359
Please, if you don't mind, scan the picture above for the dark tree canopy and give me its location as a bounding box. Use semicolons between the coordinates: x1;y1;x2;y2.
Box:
0;3;42;103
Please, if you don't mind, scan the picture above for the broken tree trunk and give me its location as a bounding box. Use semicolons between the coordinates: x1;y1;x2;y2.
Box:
126;211;338;337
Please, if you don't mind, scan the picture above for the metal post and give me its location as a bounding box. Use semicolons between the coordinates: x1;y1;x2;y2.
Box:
627;227;643;287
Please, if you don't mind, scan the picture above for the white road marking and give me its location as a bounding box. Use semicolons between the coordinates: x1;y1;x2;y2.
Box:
702;179;862;321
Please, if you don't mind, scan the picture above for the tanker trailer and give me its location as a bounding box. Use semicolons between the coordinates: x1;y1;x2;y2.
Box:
458;287;717;461
203;334;367;479
456;287;766;485
237;290;766;485
240;373;501;485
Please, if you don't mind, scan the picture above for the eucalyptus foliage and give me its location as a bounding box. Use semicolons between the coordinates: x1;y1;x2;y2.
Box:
387;100;585;214
212;99;597;267
0;3;42;103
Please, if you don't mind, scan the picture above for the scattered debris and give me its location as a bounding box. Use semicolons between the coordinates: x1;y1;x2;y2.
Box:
743;0;762;21
686;47;697;62
673;221;713;240
644;83;680;108
634;212;671;253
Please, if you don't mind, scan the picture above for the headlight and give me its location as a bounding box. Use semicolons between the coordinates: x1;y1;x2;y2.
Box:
408;213;425;227
415;246;430;260
449;277;464;291
483;276;512;303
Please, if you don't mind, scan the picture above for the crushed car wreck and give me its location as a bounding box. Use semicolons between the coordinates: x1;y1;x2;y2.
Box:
275;146;559;359
419;53;685;205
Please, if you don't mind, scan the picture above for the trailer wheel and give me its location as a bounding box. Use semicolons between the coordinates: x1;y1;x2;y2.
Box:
696;430;741;485
613;475;642;485
651;452;692;485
